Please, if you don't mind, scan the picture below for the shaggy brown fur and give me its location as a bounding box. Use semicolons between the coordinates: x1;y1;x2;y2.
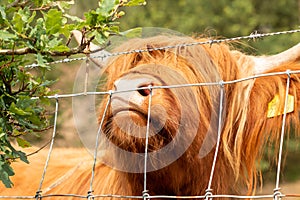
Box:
1;35;300;199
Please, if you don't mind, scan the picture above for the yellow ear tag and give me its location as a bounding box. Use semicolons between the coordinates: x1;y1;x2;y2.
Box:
267;94;294;118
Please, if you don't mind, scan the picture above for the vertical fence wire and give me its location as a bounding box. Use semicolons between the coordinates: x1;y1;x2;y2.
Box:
88;92;113;198
142;86;153;199
84;57;90;95
205;81;224;199
35;95;59;199
273;70;291;198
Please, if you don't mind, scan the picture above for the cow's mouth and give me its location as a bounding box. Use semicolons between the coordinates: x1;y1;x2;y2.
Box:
113;107;147;119
104;104;175;152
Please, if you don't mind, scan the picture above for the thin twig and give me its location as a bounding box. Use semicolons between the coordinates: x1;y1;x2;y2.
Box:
26;140;52;157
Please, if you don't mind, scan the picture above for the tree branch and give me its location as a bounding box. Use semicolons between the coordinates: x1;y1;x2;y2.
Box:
0;44;92;56
0;47;36;55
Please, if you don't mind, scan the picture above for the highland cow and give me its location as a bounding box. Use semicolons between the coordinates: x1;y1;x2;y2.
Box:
1;31;300;199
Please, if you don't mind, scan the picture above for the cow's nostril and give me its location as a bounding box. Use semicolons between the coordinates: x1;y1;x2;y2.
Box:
137;84;152;97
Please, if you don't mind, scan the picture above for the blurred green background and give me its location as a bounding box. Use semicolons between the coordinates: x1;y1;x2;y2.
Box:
70;0;300;54
117;0;300;54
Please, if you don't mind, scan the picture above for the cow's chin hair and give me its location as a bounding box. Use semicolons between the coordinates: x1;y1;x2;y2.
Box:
104;116;178;153
103;105;181;154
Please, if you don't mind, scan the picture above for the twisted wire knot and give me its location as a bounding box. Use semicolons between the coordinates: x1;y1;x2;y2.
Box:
87;190;94;200
205;189;213;200
273;188;282;200
35;190;42;200
142;190;150;200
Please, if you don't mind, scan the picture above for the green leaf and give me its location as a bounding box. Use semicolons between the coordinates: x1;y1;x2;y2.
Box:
94;31;106;45
16;138;31;148
9;102;32;116
0;30;17;41
117;10;125;18
44;9;63;35
0;6;7;25
120;27;143;38
48;37;62;49
2;163;14;176
27;10;36;24
99;0;117;16
0;162;14;188
123;0;146;6
18;118;39;130
57;1;73;12
12;12;24;33
64;13;83;22
84;11;98;26
27;113;42;125
109;25;120;33
0;132;5;139
51;45;70;52
36;53;49;69
0;6;6;20
15;151;29;164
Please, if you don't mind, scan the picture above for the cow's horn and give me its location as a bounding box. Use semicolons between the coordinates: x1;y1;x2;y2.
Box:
253;43;300;74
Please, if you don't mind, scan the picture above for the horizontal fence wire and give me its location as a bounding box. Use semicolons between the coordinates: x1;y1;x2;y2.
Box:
1;191;300;199
32;70;300;100
1;28;300;199
24;29;300;69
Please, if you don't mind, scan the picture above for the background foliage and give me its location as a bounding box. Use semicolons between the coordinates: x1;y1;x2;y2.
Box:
118;0;300;54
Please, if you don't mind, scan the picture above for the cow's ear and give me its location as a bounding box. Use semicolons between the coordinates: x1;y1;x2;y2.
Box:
252;43;300;74
144;44;166;58
248;61;300;141
248;42;300;128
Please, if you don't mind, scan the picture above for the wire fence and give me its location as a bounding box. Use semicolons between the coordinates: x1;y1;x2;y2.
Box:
24;29;300;69
1;28;300;199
